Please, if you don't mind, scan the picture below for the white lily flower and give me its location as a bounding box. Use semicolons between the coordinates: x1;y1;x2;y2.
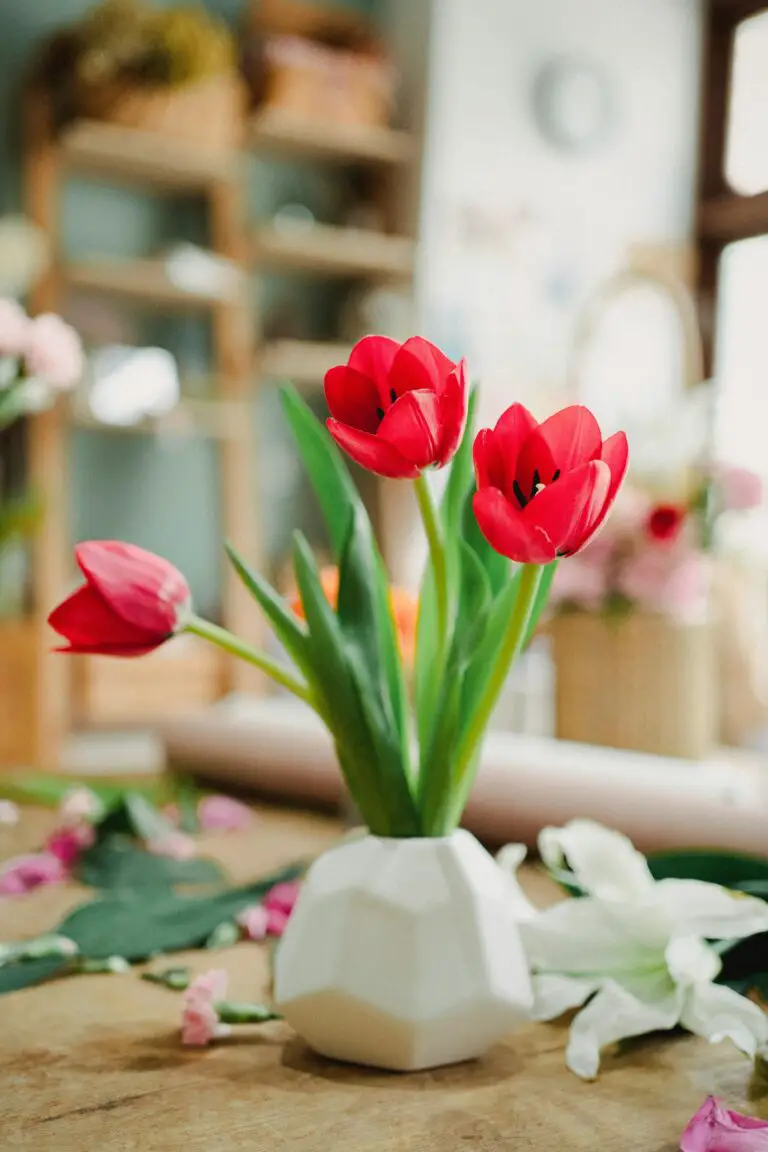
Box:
498;819;768;1079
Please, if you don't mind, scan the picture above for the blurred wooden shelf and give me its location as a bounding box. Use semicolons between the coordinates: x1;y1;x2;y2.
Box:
252;223;415;279
260;339;350;384
70;397;251;442
63;258;244;312
59;119;240;191
249;109;415;166
0;619;38;767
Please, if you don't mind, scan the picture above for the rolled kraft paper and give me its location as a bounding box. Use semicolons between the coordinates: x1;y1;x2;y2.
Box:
158;699;768;855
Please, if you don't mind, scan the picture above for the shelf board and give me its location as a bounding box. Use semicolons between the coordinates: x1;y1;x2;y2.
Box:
63;258;244;312
59;119;240;190
260;339;350;385
252;223;415;279
70;397;251;442
249;109;415;166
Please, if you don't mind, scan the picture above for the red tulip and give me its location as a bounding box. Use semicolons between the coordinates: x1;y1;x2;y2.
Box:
646;503;686;543
473;404;628;564
48;541;191;656
325;335;468;479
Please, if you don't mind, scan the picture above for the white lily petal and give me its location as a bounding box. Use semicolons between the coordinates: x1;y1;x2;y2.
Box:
538;820;655;902
530;973;598;1021
665;935;721;986
565;979;682;1080
496;842;538;921
520;897;658;975
681;981;768;1059
654;879;768;941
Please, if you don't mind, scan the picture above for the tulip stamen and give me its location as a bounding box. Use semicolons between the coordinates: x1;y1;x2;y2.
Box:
376;407;385;421
512;480;528;509
529;469;542;500
389;388;397;404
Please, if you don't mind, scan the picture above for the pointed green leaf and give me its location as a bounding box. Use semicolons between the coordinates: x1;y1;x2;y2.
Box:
461;485;510;596
458;568;523;734
225;541;312;675
0;956;71;995
76;836;225;892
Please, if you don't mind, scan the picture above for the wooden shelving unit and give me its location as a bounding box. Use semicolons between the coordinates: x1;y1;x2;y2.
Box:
64;258;245;312
249;108;415;166
259;339;353;386
252;223;414;279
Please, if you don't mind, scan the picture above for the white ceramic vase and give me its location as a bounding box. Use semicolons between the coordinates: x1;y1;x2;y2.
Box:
274;829;533;1071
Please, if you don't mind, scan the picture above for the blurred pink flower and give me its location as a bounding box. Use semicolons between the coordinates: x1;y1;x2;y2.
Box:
0;851;66;896
264;881;300;916
681;1096;768;1151
237;904;269;941
147;831;196;861
717;465;764;512
25;313;83;390
0;298;30;359
266;908;291;935
198;795;253;832
618;546;709;620
551;557;608;612
181;969;230;1047
59;787;101;825
46;823;95;869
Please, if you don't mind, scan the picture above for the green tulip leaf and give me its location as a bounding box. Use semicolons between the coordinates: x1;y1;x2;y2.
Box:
647;851;768;886
0;956;72;995
75;836;225;892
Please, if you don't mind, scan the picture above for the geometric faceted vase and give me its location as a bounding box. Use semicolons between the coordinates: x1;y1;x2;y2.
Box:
274;829;533;1071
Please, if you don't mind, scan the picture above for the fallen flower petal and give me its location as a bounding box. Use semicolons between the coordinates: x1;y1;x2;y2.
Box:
237;904;269;941
266;907;290;936
680;1096;768;1151
197;795;253;832
46;823;95;868
59;787;102;824
147;832;197;861
0;851;67;896
181;969;230;1047
264;881;301;916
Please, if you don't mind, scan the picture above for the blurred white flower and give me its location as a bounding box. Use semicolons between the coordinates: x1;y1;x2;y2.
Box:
0;216;49;298
499;819;768;1079
25;314;84;390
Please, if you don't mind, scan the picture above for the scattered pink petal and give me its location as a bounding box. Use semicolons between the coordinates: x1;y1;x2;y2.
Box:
162;803;181;826
0;297;31;358
24;312;83;390
680;1096;768;1151
46;823;95;869
59;787;101;824
0;852;67;896
197;795;253;832
266;907;290;936
715;465;764;513
264;881;300;916
181;969;230;1047
237;904;269;941
147;832;197;861
0;800;20;826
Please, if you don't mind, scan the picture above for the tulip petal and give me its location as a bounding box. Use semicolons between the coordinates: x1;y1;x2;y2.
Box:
347;335;400;408
473;429;507;491
532;405;603;473
390;336;457;399
48;584;160;652
326;419;419;479
435;359;469;466
681;981;768;1061
565;979;681;1079
600;430;629;506
538;820;655;903
378;390;441;468
523;461;610;555
76;541;189;634
681;1097;768;1152
472;488;555;563
492;403;540;501
324;366;382;433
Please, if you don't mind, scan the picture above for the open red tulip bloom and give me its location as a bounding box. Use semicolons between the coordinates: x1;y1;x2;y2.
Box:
473;403;628;564
325;335;468;478
48;541;190;656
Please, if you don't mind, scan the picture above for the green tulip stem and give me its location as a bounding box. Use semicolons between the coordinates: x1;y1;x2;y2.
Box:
216;1002;282;1025
414;473;449;655
185;616;314;707
449;563;544;822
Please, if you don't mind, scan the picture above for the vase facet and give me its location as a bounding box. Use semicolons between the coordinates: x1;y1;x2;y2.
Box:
274;829;532;1071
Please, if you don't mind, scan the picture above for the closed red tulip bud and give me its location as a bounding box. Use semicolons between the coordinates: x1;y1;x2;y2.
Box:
48;541;191;656
473;403;628;564
646;503;686;543
325;335;468;479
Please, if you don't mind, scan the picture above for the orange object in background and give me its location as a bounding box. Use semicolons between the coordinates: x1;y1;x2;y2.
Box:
291;566;417;665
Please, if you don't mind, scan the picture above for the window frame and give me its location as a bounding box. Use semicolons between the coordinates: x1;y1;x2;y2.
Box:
697;0;768;371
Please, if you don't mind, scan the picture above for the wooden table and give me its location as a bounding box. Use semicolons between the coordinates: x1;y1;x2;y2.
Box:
1;805;763;1151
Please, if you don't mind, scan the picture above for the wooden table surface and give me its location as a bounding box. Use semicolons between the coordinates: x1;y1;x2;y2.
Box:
1;805;763;1151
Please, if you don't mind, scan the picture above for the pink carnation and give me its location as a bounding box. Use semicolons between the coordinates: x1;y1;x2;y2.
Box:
0;298;31;359
237;904;270;941
264;881;300;916
59;787;101;824
0;851;66;896
146;831;196;861
181;969;230;1047
25;313;83;390
681;1096;768;1151
197;795;253;832
717;464;764;512
46;823;95;869
618;546;709;621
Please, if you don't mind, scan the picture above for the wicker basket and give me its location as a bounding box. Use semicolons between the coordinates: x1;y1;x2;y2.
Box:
75;73;247;150
550;611;717;760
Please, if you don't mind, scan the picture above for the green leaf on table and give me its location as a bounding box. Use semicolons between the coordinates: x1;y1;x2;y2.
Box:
647;851;768;887
58;862;306;962
76;836;225;892
141;966;191;991
124;791;176;843
718;931;768;988
172;778;201;835
0;773;160;811
0;956;71;995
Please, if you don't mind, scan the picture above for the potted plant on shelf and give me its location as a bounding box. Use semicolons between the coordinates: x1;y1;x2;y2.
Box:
49;335;628;1071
